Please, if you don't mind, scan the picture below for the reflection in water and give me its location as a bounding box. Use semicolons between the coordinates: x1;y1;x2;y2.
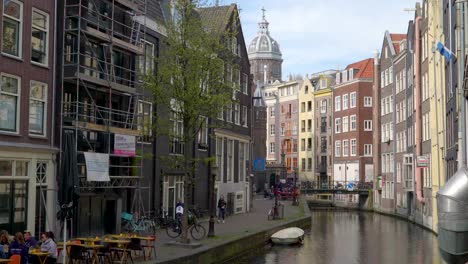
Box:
234;211;444;264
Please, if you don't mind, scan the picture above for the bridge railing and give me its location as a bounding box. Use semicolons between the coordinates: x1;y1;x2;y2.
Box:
300;181;373;191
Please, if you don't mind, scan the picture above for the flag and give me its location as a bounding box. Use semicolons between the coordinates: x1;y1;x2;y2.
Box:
437;42;455;61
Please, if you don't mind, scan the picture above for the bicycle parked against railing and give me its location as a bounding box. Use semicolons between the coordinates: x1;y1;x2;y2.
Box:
121;212;156;234
166;210;206;240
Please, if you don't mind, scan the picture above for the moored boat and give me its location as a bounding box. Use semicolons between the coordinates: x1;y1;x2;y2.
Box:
271;227;305;245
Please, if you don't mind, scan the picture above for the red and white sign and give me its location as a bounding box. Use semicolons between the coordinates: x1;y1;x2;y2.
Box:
114;134;136;156
416;155;429;168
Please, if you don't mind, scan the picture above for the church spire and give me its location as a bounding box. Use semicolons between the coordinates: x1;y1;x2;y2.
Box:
258;7;269;34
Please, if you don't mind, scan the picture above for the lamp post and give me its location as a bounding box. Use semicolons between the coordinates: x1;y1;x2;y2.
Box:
208;165;218;237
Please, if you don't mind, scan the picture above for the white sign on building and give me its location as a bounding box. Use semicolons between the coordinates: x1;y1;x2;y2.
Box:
84;152;110;182
114;134;136;156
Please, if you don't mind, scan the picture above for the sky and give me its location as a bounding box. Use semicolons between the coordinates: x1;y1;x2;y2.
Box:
218;0;418;79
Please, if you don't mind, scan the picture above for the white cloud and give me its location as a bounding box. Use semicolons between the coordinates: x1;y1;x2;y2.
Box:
225;0;417;77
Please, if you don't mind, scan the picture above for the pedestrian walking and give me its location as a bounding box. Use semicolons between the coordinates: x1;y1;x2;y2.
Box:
217;195;227;223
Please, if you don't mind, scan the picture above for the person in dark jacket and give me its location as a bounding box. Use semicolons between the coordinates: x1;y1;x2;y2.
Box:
24;230;37;248
9;232;29;264
217;195;227;223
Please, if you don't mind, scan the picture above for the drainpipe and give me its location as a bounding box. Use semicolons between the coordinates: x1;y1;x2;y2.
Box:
372;50;381;207
414;16;425;203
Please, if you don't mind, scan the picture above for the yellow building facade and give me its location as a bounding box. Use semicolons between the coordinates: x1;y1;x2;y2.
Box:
428;0;445;233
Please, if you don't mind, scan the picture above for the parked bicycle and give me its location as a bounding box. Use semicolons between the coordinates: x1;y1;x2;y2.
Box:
166;210;206;240
121;212;156;234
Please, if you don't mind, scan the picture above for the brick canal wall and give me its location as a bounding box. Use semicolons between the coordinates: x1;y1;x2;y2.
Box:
157;216;311;264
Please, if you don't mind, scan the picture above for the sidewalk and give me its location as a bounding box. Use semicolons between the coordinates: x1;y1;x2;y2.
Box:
143;195;305;263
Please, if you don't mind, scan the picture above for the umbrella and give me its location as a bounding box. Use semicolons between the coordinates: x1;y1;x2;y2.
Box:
57;130;80;221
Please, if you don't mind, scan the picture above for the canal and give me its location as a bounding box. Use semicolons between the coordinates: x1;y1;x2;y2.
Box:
234;211;444;264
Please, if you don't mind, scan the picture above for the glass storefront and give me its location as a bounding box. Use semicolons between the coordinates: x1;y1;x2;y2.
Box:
0;180;28;233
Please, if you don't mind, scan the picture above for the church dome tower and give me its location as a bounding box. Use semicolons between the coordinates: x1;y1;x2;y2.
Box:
248;8;283;87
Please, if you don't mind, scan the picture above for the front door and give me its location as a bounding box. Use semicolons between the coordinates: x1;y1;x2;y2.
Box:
0;180;28;234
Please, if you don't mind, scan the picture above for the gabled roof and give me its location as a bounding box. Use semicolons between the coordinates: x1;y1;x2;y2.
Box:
197;4;236;33
390;33;406;54
345;58;374;79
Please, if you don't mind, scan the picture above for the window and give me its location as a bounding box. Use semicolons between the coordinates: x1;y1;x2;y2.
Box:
342;94;349;110
2;0;23;57
270;124;275;136
335;118;341;133
350;92;356;108
307;101;312;111
242;73;248;94
321;100;327;113
280;124;285;136
216;137;223;180
307;138;312;150
342;140;349;156
269;142;275;153
307;119;312;132
292;121;298;135
301;120;305;132
350;115;356;131
242;105;248;127
335;96;341;111
197;116;209;148
218;106;224;120
364;120;372;131
234;103;240;125
31;9;49;65
301;138;305;151
335;141;341;157
0;73;20;132
307;158;312;170
138;100;153;142
364;144;372;156
270;106;275;117
304;85;309;94
226;104;232;123
389;66;393;83
139;40;154;74
170;99;184;154
29;81;47;135
342;116;349;133
301;158;306;171
350;139;357;156
301;102;305;112
239;142;246;181
227;139;233;181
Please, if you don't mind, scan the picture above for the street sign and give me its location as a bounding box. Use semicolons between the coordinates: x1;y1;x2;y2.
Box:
416;155;429;168
347;182;355;190
253;158;266;171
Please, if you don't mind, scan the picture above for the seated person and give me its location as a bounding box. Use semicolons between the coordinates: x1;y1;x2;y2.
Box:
9;232;29;264
0;230;10;259
40;232;57;264
24;230;37;248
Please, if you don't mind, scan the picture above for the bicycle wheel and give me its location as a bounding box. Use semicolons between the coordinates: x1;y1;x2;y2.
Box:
190;224;206;240
166;220;181;238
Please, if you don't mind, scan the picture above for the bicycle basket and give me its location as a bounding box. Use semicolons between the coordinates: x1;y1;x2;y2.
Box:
121;212;133;221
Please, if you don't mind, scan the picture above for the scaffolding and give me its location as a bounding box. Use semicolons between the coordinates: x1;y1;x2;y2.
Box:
60;0;149;222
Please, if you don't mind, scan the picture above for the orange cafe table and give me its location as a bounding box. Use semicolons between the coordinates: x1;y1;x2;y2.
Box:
29;251;50;264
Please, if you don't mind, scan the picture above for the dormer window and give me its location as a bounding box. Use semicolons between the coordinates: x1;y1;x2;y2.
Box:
349;68;354;81
336;72;341;84
342;70;348;83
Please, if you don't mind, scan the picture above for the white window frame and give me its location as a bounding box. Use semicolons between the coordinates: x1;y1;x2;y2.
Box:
342;94;349;110
335;96;341;111
364;96;372;107
216;137;224;181
0;73;21;134
270;142;275;153
364;144;372;156
342;140;349;157
139;39;154;74
321;99;327;114
29;80;48;136
342;116;349;133
335;118;341;133
234;103;240;125
350;92;356;108
350;115;356;131
364;120;372;131
335;141;341;157
197;116;208;148
350;139;357;156
242;73;248;94
227;139;234;182
270;124;275;136
2;0;23;58
242;105;248;127
31;8;50;66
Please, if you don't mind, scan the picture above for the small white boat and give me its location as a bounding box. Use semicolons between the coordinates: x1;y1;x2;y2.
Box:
271;227;305;245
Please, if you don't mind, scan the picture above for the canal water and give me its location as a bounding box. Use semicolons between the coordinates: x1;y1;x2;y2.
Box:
233;211;444;264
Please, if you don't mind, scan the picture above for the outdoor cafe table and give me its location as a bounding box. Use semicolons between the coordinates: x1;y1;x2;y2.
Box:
58;242;104;264
0;259;10;263
29;251;50;264
103;239;130;264
74;237;102;245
